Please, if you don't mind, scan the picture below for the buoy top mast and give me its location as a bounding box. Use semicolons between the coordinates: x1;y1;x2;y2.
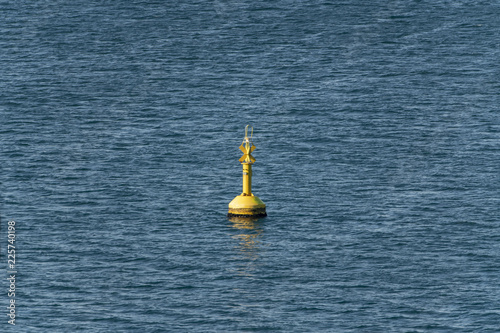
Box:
238;125;256;164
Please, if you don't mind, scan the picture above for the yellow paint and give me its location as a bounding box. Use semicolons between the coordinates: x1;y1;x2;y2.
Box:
228;195;265;209
228;125;267;217
242;163;251;195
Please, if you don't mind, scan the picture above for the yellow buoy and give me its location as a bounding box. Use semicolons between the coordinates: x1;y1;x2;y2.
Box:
228;125;267;218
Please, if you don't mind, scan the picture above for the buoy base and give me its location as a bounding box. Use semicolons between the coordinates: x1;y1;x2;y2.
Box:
227;209;267;218
228;194;266;218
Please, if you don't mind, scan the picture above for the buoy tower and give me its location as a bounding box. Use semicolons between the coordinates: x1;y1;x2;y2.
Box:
228;125;267;218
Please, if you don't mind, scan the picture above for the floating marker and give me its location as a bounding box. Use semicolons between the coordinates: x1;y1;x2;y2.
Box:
228;125;267;218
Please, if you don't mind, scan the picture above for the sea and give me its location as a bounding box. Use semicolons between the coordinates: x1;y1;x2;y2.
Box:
1;1;499;332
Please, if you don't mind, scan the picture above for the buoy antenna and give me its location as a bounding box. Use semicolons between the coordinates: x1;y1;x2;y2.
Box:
244;125;253;142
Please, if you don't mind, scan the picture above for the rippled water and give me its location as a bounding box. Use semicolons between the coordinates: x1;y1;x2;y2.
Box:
1;1;500;331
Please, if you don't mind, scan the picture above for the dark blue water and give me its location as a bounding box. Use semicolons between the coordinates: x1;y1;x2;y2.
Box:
1;1;499;331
